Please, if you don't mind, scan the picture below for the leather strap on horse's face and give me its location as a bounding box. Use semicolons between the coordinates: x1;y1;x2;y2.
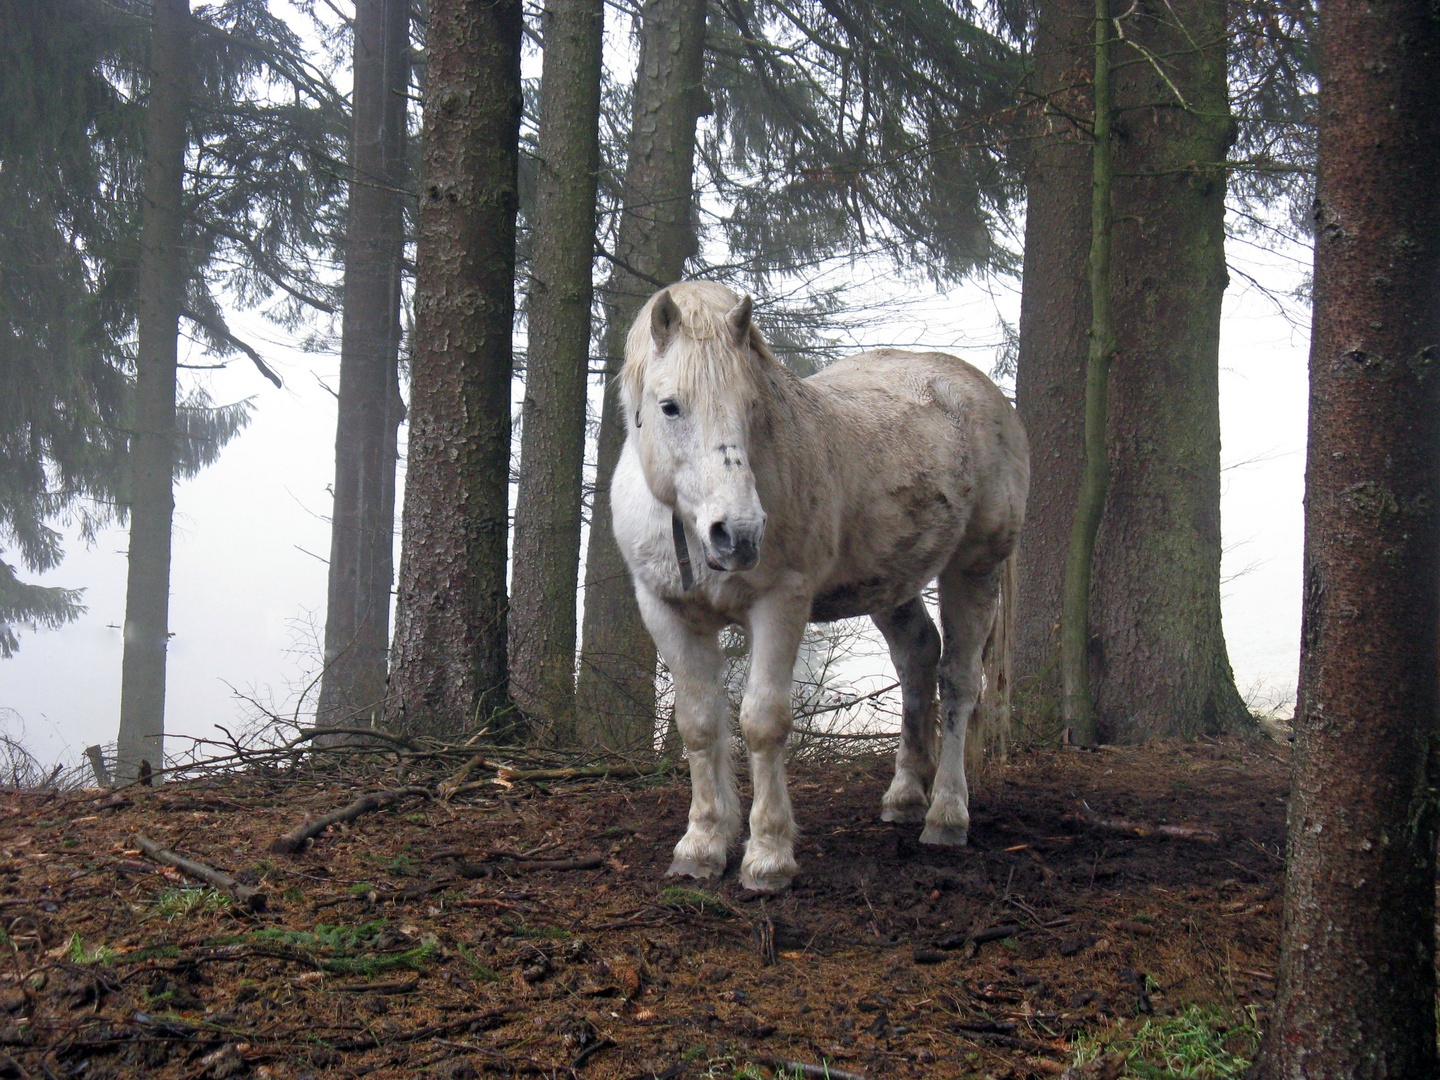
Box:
672;513;694;591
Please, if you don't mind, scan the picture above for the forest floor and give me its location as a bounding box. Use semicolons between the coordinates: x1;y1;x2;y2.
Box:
0;736;1289;1080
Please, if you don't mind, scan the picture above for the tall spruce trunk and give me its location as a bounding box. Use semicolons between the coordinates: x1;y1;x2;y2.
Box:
1253;0;1440;1072
115;0;190;784
387;0;522;737
1088;0;1246;740
1012;0;1096;723
316;0;409;733
574;0;708;750
509;0;604;745
1014;0;1247;741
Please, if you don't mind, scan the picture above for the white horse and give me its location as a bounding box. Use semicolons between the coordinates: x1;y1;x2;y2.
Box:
611;281;1029;891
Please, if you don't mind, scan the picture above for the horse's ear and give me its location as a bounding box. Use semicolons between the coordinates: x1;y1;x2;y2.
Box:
651;290;681;350
727;295;754;345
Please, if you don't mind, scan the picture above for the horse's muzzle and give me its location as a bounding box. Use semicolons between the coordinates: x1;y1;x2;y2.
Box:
706;518;764;572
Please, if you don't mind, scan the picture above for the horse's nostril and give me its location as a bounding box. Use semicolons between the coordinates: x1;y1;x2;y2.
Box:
709;521;733;553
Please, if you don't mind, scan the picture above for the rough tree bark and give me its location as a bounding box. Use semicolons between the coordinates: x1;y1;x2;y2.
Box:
1012;0;1094;722
574;0;708;750
316;0;409;733
1088;0;1246;740
115;0;190;784
387;0;522;737
1014;0;1248;741
1252;0;1440;1073
509;0;604;745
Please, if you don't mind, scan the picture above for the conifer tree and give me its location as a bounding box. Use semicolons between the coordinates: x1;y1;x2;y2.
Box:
575;0;710;750
0;0;138;656
115;0;193;782
316;0;411;734
509;0;605;743
1254;0;1439;1069
1012;0;1311;739
387;0;523;737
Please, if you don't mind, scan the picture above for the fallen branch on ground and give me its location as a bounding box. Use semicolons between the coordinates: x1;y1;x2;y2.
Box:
270;786;432;854
438;753;497;799
752;1058;868;1080
133;834;266;911
326;1007;514;1051
1065;804;1222;843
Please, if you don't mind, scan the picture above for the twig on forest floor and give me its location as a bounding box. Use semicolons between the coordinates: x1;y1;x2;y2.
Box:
1064;803;1222;843
951;1026;1067;1058
133;833;266;911
270;786;432;854
752;1057;869;1080
447;761;679;798
328;976;420;994
325;1007;513;1051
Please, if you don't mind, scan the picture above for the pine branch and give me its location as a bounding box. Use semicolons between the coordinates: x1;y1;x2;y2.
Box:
180;306;283;388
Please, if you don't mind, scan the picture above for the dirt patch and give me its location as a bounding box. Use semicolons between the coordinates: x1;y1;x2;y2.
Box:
0;738;1287;1079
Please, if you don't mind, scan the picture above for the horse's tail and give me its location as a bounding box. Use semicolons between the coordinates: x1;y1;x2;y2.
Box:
968;552;1017;771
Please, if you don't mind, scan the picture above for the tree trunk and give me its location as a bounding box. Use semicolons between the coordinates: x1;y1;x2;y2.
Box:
1088;0;1247;741
1012;0;1094;724
115;0;190;785
509;0;604;745
316;0;409;733
1013;0;1248;742
387;0;522;738
1252;0;1440;1072
575;0;708;751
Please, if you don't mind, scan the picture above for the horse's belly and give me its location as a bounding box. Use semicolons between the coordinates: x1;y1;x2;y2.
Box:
808;483;966;622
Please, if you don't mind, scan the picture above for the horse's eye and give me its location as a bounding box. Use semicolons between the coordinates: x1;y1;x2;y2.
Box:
659;399;681;418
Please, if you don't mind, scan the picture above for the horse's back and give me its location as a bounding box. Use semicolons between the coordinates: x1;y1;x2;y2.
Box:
799;349;1028;617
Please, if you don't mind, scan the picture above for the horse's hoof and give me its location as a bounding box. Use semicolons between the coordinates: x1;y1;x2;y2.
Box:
880;804;927;824
919;823;969;847
739;844;798;892
666;856;723;880
739;865;795;892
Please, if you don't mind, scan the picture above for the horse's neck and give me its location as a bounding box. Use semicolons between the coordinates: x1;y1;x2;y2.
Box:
752;365;830;478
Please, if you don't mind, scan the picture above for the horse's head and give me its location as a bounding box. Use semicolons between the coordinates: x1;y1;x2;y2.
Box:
621;282;770;574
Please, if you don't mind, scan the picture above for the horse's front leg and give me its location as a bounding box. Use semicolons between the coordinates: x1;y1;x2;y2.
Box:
636;588;740;879
738;592;808;892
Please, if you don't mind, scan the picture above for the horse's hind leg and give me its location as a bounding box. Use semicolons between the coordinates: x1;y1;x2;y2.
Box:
923;561;1003;846
636;588;740;880
874;597;941;824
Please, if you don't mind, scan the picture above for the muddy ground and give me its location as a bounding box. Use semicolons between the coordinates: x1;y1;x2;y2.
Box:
0;737;1289;1079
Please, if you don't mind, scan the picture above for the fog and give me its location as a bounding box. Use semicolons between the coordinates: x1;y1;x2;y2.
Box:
0;238;1308;768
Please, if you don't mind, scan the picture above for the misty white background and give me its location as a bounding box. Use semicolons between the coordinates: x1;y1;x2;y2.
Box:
0;226;1308;767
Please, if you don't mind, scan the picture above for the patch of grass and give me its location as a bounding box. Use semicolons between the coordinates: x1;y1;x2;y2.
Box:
239;920;436;976
153;888;230;921
64;934;116;965
248;920;388;953
499;914;571;940
367;852;419;877
455;943;501;982
1072;1003;1259;1079
283;888;305;904
320;944;435;977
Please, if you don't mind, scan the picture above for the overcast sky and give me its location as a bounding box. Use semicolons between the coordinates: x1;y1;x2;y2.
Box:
0;228;1308;767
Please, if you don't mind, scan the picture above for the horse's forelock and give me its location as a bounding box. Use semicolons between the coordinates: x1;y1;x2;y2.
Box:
622;283;772;416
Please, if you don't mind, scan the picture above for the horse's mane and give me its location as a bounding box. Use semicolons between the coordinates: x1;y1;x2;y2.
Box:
620;282;779;415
